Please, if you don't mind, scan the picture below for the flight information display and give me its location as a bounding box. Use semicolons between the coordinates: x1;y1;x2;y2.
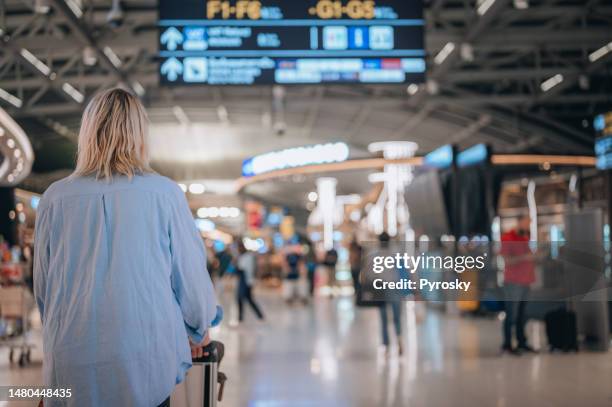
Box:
158;1;425;85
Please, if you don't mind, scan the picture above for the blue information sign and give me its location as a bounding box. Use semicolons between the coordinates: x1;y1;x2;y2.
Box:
158;1;425;85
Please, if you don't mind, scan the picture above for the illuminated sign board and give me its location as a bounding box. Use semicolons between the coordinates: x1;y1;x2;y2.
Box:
594;112;612;170
456;144;489;168
159;1;425;85
594;112;612;135
424;144;454;169
595;136;612;170
242;142;350;176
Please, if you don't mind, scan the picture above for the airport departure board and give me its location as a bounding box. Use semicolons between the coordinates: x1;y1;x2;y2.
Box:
158;1;425;85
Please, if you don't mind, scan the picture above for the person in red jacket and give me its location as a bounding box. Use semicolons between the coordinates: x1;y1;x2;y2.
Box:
500;215;537;355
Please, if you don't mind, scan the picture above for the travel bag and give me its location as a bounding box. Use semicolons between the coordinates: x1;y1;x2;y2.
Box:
171;341;227;407
545;308;578;352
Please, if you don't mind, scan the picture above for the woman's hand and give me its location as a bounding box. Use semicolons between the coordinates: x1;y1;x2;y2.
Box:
190;332;211;358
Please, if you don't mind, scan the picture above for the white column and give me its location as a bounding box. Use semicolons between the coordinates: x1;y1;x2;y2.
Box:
368;141;418;237
317;177;337;250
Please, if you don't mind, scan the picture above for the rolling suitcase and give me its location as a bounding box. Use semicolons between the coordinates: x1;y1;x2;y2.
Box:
171;341;227;407
545;308;578;352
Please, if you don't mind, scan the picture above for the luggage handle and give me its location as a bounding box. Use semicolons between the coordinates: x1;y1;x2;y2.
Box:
192;341;227;403
192;341;222;364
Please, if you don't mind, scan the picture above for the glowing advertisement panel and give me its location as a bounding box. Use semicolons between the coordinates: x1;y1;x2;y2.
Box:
158;1;425;85
241;142;350;176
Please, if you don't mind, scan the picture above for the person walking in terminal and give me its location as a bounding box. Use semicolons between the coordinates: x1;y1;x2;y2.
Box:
305;240;318;297
322;246;339;295
349;238;363;296
500;215;537;355
377;232;403;356
283;245;309;304
33;88;219;407
236;240;265;322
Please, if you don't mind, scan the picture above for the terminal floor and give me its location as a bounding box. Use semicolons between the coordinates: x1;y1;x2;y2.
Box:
2;287;612;407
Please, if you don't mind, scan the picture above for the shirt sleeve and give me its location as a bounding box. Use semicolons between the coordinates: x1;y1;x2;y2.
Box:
168;188;218;344
33;206;50;323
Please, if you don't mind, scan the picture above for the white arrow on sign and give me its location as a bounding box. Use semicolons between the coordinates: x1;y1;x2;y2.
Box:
161;27;184;51
160;57;183;81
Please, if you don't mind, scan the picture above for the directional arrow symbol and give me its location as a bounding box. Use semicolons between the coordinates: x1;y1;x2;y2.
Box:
161;27;184;51
161;57;183;81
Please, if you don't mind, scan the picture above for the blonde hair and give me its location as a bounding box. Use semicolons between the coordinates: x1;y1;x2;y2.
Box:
73;88;152;180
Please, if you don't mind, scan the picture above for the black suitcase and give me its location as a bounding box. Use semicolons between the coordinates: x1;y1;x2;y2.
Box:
545;308;578;352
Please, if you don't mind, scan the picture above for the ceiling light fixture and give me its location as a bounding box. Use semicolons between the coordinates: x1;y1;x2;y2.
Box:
173;105;190;126
103;46;122;68
62;83;84;103
477;0;496;16
217;105;229;123
426;79;439;95
188;183;205;194
82;46;97;66
197;206;240;219
540;74;564;92
33;0;51;14
20;48;51;76
106;0;124;27
513;0;529;9
460;43;474;62
588;41;612;63
0;88;23;108
434;42;455;65
406;83;419;96
132;81;146;97
65;0;83;18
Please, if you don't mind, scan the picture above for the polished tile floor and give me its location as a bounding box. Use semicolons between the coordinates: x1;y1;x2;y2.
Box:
2;287;612;407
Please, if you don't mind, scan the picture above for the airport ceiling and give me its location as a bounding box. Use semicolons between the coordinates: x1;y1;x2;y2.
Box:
1;0;612;200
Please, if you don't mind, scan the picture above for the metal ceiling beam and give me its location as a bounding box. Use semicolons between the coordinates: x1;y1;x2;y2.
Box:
10;89;607;117
7;4;611;30
427;5;612;22
395;104;435;136
445;67;578;83
9;26;610;56
48;0;136;94
430;0;510;80
3;9;156;29
12;31;157;53
301;87;325;139
534;47;612;103
449;114;492;144
433;93;610;105
2;39;81;107
434;86;592;151
9;63;594;93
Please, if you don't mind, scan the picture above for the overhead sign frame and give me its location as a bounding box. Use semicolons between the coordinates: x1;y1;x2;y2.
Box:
158;0;425;85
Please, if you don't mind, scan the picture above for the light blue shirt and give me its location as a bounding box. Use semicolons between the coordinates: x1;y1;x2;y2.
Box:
34;174;218;407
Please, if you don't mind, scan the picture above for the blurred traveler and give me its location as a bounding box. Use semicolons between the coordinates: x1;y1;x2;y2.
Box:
322;247;338;295
216;247;233;279
378;232;403;356
500;215;536;355
284;246;308;304
305;240;318;296
236;241;265;322
349;238;363;295
22;244;34;293
33;88;219;407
